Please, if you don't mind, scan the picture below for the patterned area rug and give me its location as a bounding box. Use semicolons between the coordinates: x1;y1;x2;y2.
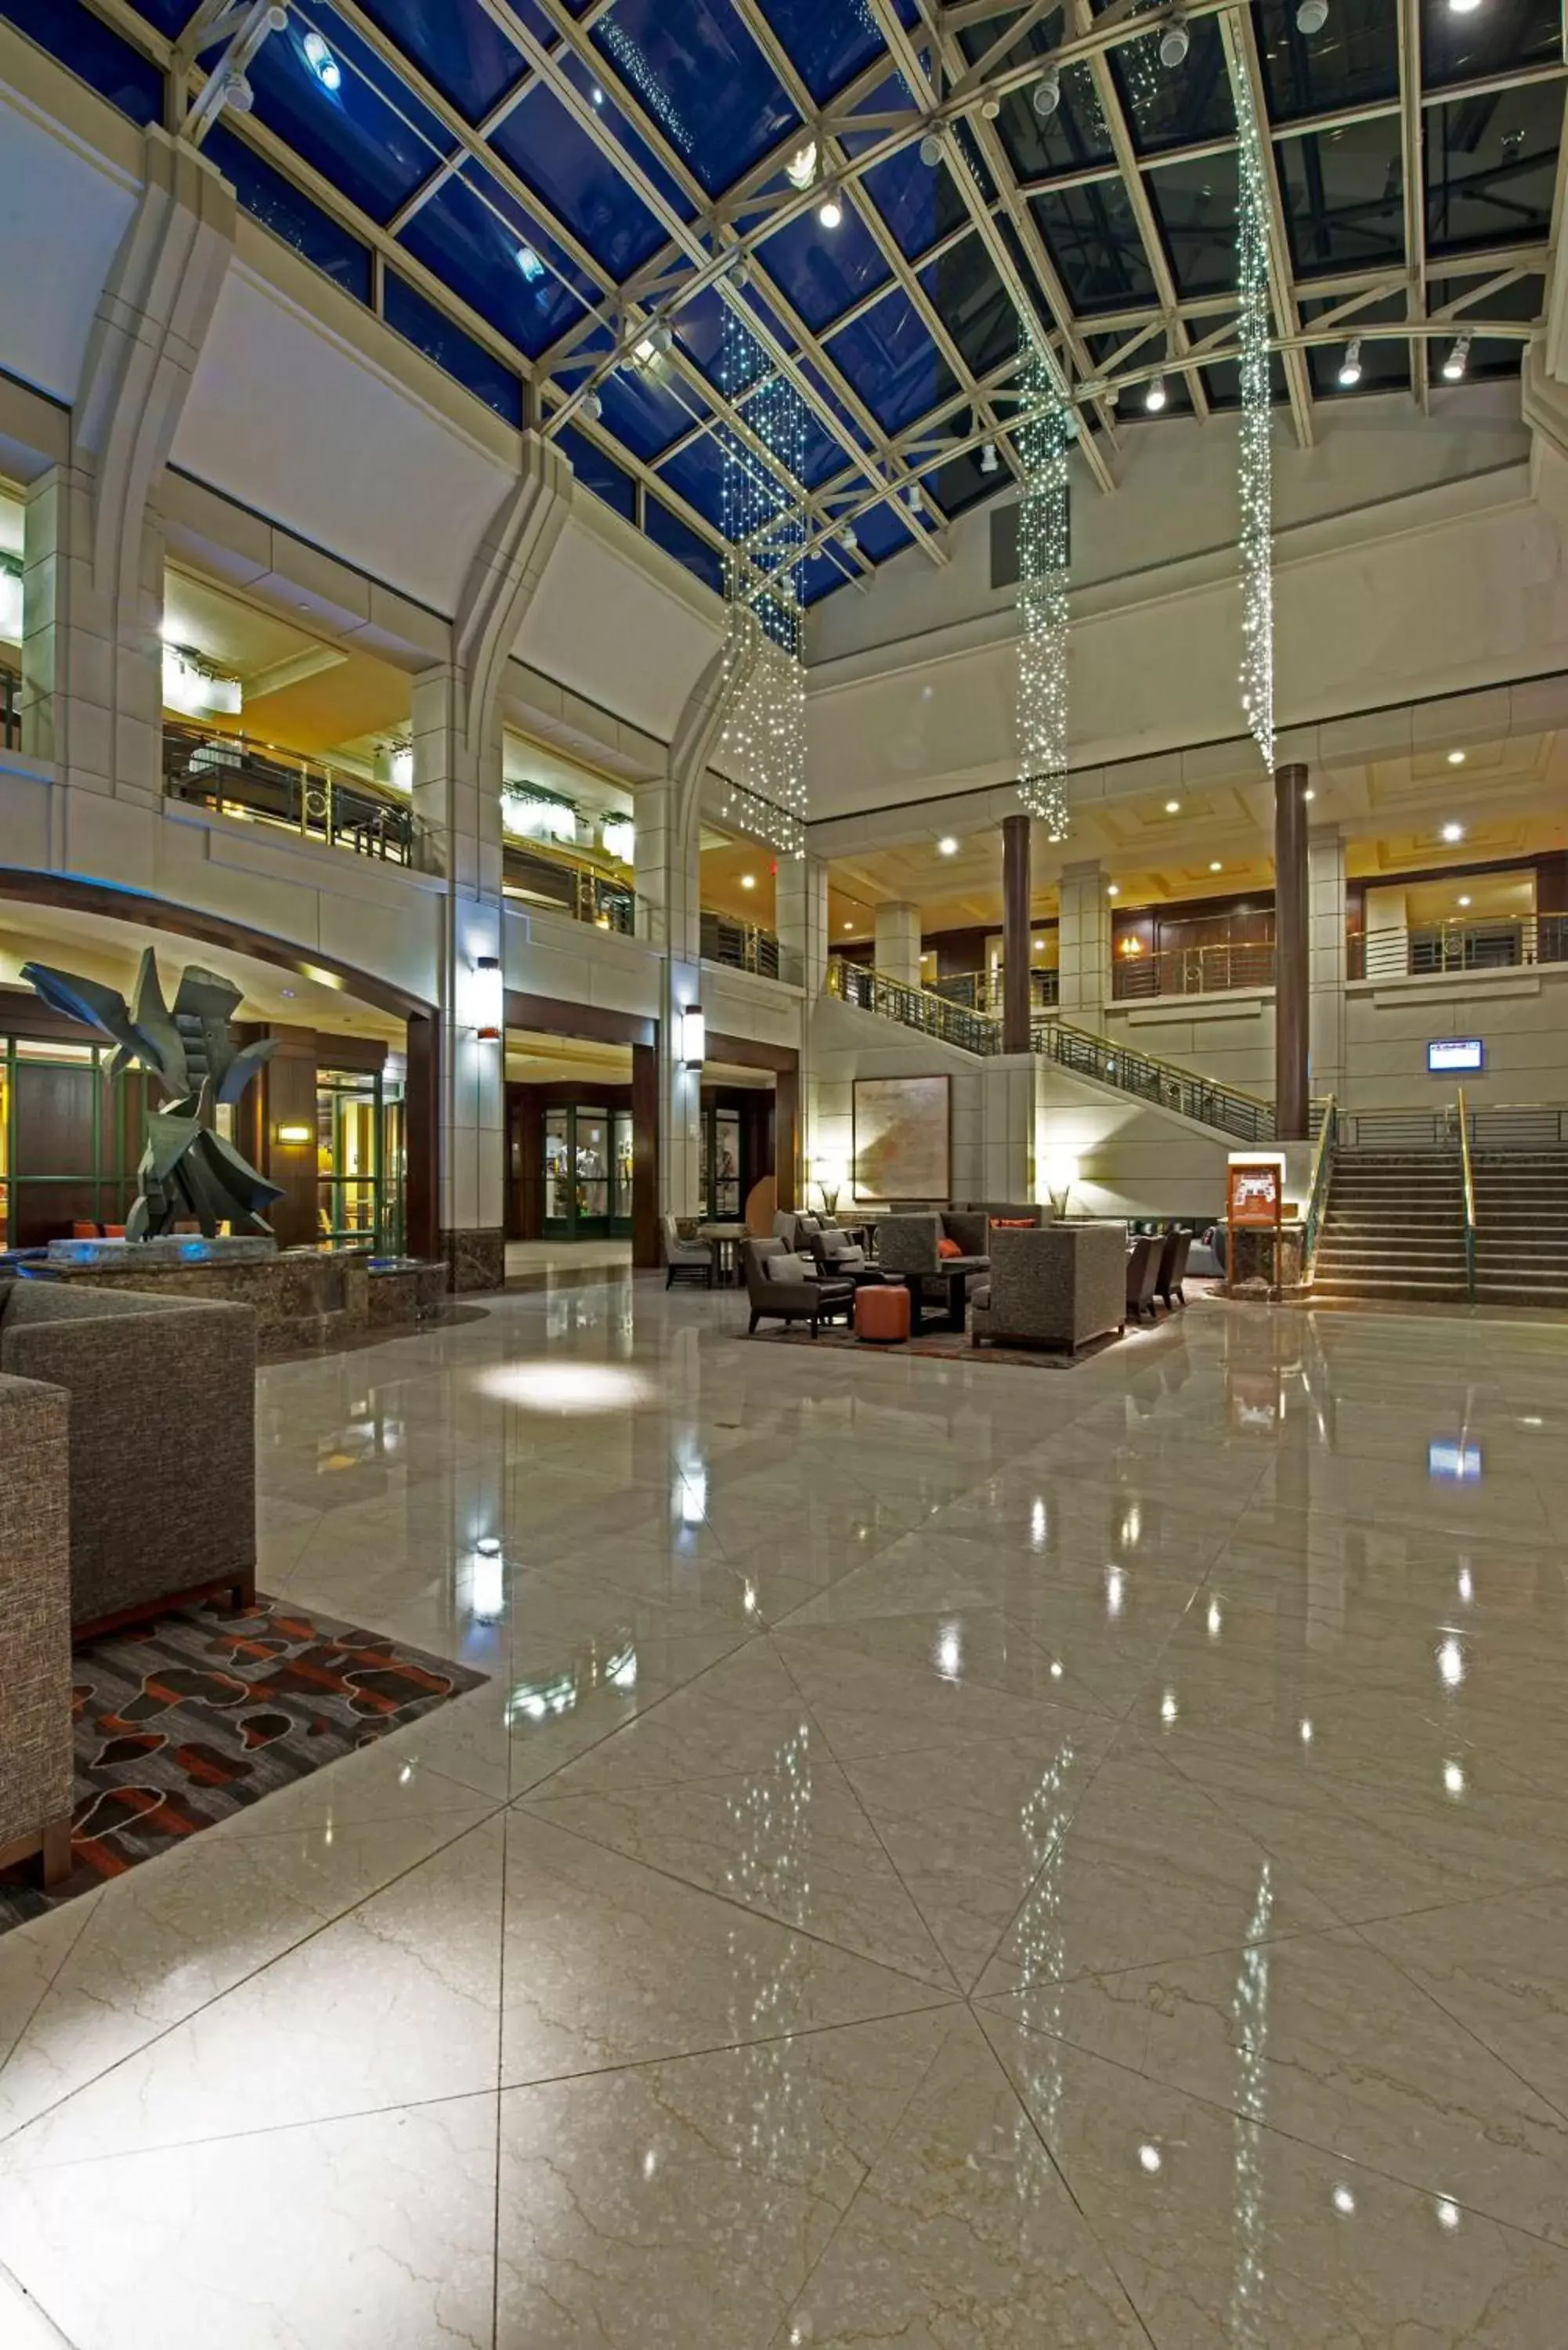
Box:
0;1598;487;1935
749;1321;1133;1368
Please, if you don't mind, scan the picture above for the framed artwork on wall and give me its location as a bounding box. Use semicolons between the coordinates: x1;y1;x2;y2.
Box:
852;1075;950;1201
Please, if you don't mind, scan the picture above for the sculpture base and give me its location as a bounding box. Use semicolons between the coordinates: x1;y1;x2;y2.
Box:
34;1246;450;1354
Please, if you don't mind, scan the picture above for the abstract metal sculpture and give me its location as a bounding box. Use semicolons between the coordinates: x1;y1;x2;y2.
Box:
22;950;284;1240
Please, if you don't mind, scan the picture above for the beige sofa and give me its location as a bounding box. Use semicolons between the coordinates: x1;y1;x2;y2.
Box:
970;1224;1127;1354
0;1372;74;1885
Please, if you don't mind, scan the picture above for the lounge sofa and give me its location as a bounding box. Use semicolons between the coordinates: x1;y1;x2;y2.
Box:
0;1281;258;1640
970;1224;1126;1354
0;1372;74;1885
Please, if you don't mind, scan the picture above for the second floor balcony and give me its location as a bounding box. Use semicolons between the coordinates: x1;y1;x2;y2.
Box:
163;720;418;866
1113;935;1276;1001
1353;914;1568;979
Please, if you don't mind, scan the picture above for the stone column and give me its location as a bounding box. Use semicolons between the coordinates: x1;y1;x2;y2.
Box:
1274;763;1310;1140
414;436;573;1289
873;899;921;990
775;852;829;997
1057;858;1109;1029
1001;814;1031;1052
22;128;233;842
1308;824;1347;1105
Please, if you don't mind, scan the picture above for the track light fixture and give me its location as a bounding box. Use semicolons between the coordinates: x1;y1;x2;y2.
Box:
785;140;818;191
818;190;844;229
302;30;341;92
1442;334;1472;381
223;68;254;112
1158;15;1190;67
838;523;858;552
1033;69;1062;118
1144;374;1167;413
580;390;602;423
1296;0;1328;30
1337;338;1363;387
919;133;945;165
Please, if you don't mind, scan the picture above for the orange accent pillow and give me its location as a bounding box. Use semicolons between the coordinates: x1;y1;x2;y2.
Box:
991;1217;1035;1228
937;1237;963;1260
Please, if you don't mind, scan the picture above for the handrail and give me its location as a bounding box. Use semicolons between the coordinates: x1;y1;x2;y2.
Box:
1457;1086;1477;1303
1302;1095;1338;1275
1357;913;1568;981
827;956;1002;1056
1112;938;1277;1002
1032;1011;1277;1143
162;718;417;865
502;840;637;935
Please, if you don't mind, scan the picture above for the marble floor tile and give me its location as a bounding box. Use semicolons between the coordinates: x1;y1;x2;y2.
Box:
1361;1882;1568;2120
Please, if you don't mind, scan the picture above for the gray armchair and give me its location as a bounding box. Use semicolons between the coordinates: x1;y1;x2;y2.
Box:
876;1213;989;1329
0;1372;74;1887
0;1281;258;1640
662;1213;711;1289
970;1225;1125;1354
807;1225;876;1283
741;1239;853;1336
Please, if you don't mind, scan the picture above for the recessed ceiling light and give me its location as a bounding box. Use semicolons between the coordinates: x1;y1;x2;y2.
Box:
938;835;959;855
1442;822;1465;843
740;873;756;890
1209;860;1223;873
1458;894;1472;908
843;920;854;931
1303;787;1315;800
1164;798;1180;814
1447;749;1466;765
1107;883;1120;897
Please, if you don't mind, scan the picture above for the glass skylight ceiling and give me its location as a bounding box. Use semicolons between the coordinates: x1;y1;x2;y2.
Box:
22;0;1563;608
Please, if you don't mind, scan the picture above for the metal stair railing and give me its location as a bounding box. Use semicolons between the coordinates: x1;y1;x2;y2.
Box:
1457;1087;1478;1303
826;956;1003;1057
1031;1011;1277;1144
1302;1096;1338;1278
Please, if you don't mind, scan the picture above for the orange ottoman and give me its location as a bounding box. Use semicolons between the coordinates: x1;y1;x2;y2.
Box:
854;1282;911;1344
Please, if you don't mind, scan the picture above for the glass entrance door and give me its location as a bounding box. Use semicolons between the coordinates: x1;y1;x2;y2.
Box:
542;1102;634;1240
698;1101;747;1223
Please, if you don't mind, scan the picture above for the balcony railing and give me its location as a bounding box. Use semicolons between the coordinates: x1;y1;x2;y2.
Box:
1113;938;1276;1000
932;968;1059;1014
1353;914;1568;980
828;956;1001;1055
1;661;20;753
502;840;637;934
163;720;417;865
700;909;788;981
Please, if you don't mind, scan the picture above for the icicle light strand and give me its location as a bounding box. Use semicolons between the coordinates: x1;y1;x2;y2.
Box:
715;303;808;857
1237;96;1274;772
1015;329;1072;842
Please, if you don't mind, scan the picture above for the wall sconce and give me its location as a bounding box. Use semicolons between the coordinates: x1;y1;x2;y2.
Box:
276;1123;313;1147
681;1004;706;1068
475;954;502;1042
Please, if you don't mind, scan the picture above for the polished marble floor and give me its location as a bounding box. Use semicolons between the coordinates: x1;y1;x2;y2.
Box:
4;1276;1568;2345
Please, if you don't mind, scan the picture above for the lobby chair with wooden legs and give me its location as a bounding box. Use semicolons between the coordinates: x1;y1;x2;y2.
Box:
0;1373;74;1889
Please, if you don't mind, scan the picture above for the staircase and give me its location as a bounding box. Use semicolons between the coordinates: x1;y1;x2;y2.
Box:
1313;1153;1471;1304
1472;1152;1568;1307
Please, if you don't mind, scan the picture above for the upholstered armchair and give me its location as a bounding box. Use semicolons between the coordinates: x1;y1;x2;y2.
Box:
741;1239;853;1336
0;1372;74;1887
876;1212;990;1327
807;1226;877;1283
970;1225;1126;1354
0;1281;258;1639
662;1213;711;1289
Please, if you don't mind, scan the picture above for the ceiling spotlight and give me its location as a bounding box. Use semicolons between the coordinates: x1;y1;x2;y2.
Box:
1447;749;1466;765
1296;0;1328;29
981;96;1001;119
1033;69;1062;118
1337;338;1363;387
302;30;341;92
1107;883;1120;898
938;835;959;855
650;322;674;356
740;873;757;890
223;67;254;111
1165;798;1181;813
919;133;945;166
905;481;923;510
1158;15;1190;68
838;522;858;552
1442;821;1465;843
818;191;844;230
580;389;602;423
1458;894;1472;908
1442;334;1472;382
1209;859;1223;873
786;139;818;191
515;244;545;283
631;334;656;366
1144;374;1168;413
980;441;999;473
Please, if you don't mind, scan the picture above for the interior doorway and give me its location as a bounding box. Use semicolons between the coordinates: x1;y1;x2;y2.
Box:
542;1100;634;1238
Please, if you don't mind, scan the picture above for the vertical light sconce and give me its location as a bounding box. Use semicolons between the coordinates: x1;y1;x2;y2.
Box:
680;1004;706;1068
275;1123;313;1147
475;954;502;1042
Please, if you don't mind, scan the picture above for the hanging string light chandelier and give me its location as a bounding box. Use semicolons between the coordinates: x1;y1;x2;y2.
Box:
1014;328;1073;842
1236;94;1274;773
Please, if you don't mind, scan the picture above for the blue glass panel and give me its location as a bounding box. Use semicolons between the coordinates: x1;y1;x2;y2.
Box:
594;360;703;461
754;0;887;103
860;134;963;262
555;422;637;522
761;199;891;331
588;0;800;197
644;496;724;597
247;8;448;224
797;546;851;606
120;0;185;29
204;125;372;300
490;80;671;277
652;432;733;535
850;497;924;562
791;356;877;459
383;271;522;424
826;288;958;434
2;0;161;123
920;239;1017;378
399;164;591;356
354;0;532;121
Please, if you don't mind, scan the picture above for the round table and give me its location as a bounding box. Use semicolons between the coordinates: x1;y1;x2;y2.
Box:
696;1222;751;1286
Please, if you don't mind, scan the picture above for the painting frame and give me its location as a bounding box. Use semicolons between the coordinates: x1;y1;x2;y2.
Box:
852;1075;951;1202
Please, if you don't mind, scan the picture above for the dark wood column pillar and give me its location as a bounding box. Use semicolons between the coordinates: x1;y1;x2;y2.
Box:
774;1062;800;1211
630;1039;659;1268
404;1010;440;1263
1001;812;1031;1054
1274;763;1310;1140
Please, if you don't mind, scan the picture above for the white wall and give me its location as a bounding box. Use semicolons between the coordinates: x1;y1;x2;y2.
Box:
1344;965;1568;1108
1035;1065;1234;1222
808;994;988;1205
504;903;661;1024
1104;991;1276;1102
